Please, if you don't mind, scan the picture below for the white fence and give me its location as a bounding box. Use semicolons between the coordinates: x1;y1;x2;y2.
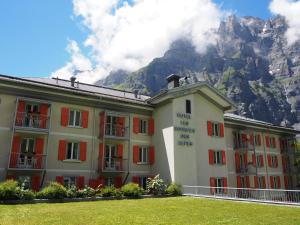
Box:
182;185;300;205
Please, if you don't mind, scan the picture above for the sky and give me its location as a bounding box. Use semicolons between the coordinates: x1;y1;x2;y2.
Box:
0;0;299;82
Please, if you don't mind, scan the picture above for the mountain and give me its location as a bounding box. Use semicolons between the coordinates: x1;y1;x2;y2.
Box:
96;15;300;129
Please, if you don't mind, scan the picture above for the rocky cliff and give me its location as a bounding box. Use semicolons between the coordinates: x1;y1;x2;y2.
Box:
97;15;300;129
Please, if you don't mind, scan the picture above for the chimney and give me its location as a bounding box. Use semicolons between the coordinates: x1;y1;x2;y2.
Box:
70;76;76;87
166;74;180;89
133;89;139;98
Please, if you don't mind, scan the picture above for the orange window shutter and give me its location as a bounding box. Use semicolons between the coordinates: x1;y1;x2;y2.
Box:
282;157;286;173
265;136;270;148
210;177;216;194
246;176;250;188
61;108;69;127
17;100;26;112
6;174;16;181
258;135;261;146
117;144;123;158
99;143;104;171
31;175;41;191
80;142;87;161
262;176;266;189
77;176;85;189
221;151;226;165
223;177;228;194
116;117;125;137
254;176;258;188
56;176;64;185
244;152;248;165
88;179;97;189
270;176;274;189
267;155;271;167
133;117;140;134
35;138;44;169
208;149;214;165
99;176;105;187
235;152;240;172
260;155;264;167
82;111;89;128
284;176;288;189
207;121;213;136
132;176;140;185
241;133;247;143
149;146;155;165
114;176;122;188
10;136;21;168
58;140;67;161
236;176;242;188
99;111;105;138
148;118;154;136
133;145;139;163
277;177;281;189
220;123;224;137
252;154;256;167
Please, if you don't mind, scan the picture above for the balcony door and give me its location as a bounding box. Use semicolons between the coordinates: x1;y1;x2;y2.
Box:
25;103;40;128
105;145;117;170
19;138;35;168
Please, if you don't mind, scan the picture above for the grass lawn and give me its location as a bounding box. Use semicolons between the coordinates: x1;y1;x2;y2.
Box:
0;197;300;225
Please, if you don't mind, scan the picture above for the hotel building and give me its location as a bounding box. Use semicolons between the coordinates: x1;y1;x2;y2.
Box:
0;74;299;192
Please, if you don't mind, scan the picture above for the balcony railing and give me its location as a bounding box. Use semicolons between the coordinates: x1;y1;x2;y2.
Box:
236;166;249;174
182;186;300;205
105;124;129;139
100;157;128;172
15;112;50;130
9;153;46;170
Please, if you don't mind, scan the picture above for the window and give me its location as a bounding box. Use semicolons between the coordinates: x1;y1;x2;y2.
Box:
139;119;147;134
105;177;114;186
216;178;226;194
212;122;220;137
25;103;39;114
254;134;261;146
186;100;191;114
258;176;265;189
270;137;276;148
140;177;148;190
63;176;76;188
139;147;149;163
273;176;280;189
214;151;222;165
17;176;31;190
69;110;82;127
105;145;117;169
66;142;79;160
21;138;35;153
105;116;118;136
256;155;263;167
270;155;277;167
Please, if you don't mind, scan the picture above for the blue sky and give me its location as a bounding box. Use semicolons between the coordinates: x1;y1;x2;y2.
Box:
0;0;274;78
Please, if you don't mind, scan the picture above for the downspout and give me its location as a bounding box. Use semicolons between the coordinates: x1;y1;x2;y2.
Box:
90;107;96;180
262;131;270;189
125;114;131;184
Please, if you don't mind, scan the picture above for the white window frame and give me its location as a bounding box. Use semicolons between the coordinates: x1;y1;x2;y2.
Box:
105;144;117;170
256;154;262;167
139;119;148;134
215;177;225;194
273;176;279;189
138;147;149;164
212;122;220;137
254;134;260;146
271;155;277;167
66;142;80;160
105;177;114;186
63;176;76;188
68;109;82;127
214;151;222;165
105;115;118;136
21;138;35;153
140;176;148;189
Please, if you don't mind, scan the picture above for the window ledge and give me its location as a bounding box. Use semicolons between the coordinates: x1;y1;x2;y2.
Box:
63;159;82;163
137;162;150;165
67;125;83;129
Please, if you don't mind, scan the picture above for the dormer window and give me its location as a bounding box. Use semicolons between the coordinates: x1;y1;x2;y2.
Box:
186;100;191;114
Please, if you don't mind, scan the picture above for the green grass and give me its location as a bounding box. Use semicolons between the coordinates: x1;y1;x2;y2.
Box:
0;197;300;225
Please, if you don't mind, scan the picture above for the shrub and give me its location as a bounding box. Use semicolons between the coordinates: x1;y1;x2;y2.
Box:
100;186;119;197
66;185;78;198
20;189;35;200
0;180;21;200
146;175;166;195
121;183;144;197
165;183;181;196
36;182;67;199
76;186;97;198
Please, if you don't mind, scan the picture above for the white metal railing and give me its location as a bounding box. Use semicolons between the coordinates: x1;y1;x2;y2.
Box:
15;112;49;129
182;185;300;205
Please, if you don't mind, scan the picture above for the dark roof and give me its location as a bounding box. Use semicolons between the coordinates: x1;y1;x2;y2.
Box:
0;74;151;104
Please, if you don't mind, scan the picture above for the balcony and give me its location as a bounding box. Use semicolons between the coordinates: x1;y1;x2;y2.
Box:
15;112;50;132
9;153;46;170
104;124;129;139
100;157;128;172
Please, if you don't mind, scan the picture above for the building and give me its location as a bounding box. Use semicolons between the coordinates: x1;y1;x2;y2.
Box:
0;74;299;192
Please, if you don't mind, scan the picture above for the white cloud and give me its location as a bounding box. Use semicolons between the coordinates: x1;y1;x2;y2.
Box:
54;0;222;83
269;0;300;45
